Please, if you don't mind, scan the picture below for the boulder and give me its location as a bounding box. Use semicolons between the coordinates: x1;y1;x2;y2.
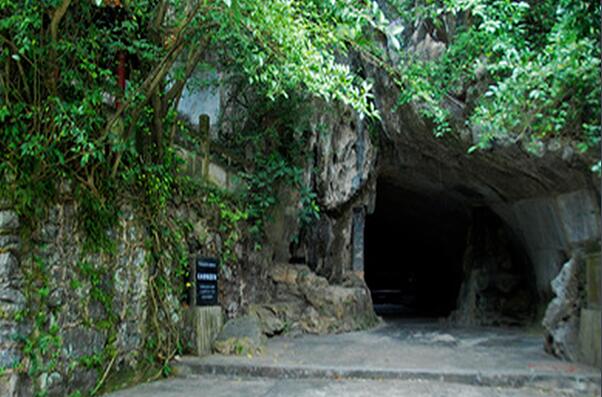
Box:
258;264;378;335
213;315;266;355
249;304;288;336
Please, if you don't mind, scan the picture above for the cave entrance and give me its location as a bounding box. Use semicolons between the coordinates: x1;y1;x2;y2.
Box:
364;178;536;324
365;181;469;318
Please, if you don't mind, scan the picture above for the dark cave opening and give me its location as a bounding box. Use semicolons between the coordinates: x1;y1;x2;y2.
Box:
364;179;536;323
365;181;470;317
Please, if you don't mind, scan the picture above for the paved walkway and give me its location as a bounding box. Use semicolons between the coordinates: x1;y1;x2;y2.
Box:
107;375;596;397
106;319;601;396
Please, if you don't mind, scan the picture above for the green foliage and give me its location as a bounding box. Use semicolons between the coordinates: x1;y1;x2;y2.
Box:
241;154;297;234
222;91;322;240
4;0;599;395
388;0;601;160
1;2;385;390
207;189;248;264
17;256;63;395
0;0;388;395
0;0;381;226
209;0;383;115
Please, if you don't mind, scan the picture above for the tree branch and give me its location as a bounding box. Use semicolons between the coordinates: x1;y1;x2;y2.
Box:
164;39;209;104
49;0;71;94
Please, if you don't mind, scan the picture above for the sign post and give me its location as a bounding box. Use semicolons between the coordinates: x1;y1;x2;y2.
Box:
195;257;218;306
190;256;222;356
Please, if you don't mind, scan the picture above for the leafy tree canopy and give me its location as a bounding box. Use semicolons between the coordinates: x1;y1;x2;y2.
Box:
386;0;600;167
0;0;387;215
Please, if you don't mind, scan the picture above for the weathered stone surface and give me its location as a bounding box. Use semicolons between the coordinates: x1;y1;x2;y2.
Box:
0;372;19;397
304;205;357;283
0;210;23;396
586;254;601;309
213;315;266;355
193;220;209;244
543;257;582;361
264;185;302;264
0;287;25;306
255;264;378;335
0;211;19;231
578;308;601;368
311;103;375;211
503;198;570;300
452;209;534;326
0;201;162;396
188;306;224;356
409;30;446;61
0;235;19;252
0;253;18;281
208;162;228;188
557;190;601;246
62;329;107;360
249;304;287;336
0;347;20;368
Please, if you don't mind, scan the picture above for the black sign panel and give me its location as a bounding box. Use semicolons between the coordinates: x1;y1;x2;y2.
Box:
196;257;218;306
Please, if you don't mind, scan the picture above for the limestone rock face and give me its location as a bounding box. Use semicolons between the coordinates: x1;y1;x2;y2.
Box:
250;264;378;336
282;100;377;283
213;315;266;355
451;208;534;326
543;257;583;361
248;304;289;336
311;104;376;211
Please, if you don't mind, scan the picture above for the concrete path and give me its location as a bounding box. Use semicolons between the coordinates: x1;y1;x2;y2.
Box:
107;375;597;397
176;319;600;387
106;319;601;396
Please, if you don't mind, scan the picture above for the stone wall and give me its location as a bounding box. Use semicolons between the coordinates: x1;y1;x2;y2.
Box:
0;204;24;397
541;251;601;368
579;252;601;367
0;189;264;396
492;190;601;307
0;197;151;396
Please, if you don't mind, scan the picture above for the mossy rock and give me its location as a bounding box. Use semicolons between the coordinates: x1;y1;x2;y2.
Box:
212;315;266;355
213;336;264;356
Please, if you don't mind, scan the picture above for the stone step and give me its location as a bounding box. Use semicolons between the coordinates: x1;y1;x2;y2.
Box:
173;356;601;390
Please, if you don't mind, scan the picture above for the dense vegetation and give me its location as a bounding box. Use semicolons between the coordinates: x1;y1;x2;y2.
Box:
0;0;384;394
1;0;600;216
390;0;600;164
0;0;600;395
0;0;383;218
